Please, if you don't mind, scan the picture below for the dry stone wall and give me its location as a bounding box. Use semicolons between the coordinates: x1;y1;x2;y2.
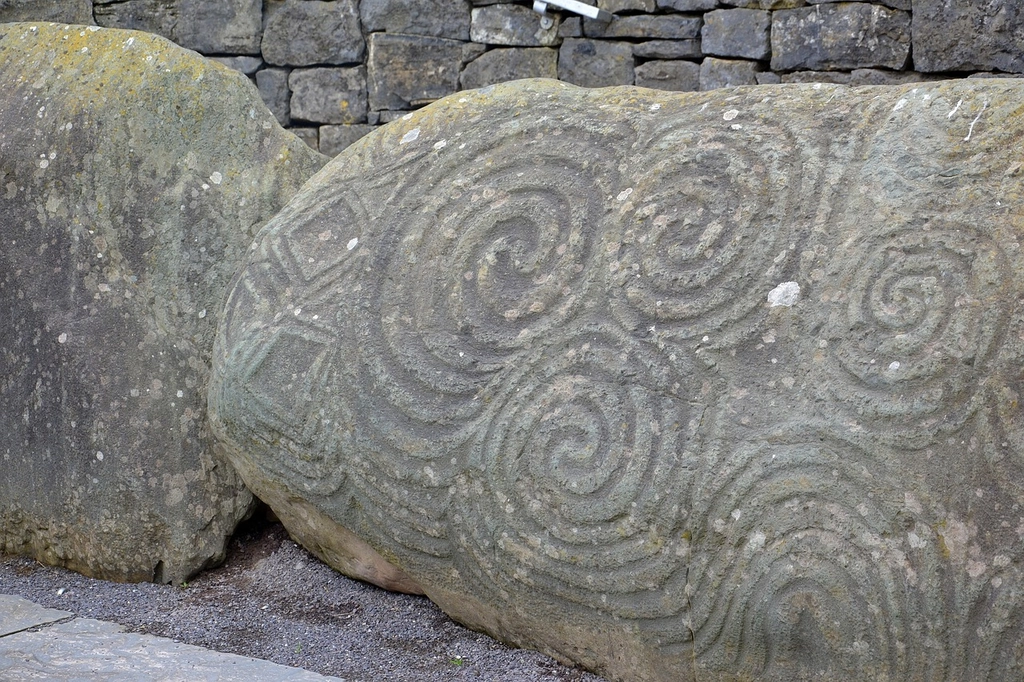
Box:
1;0;1020;156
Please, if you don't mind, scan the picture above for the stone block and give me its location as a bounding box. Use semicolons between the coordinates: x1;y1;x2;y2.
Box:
290;127;320;152
209;56;263;76
174;0;262;54
319;124;376;156
94;0;262;54
0;23;326;584
584;14;702;39
700;56;761;89
470;5;560;47
368;33;483;111
460;47;557;90
256;67;290;126
262;0;364;67
702;9;770;61
600;0;654;10
721;0;806;6
93;0;176;41
771;3;910;71
210;76;1024;682
289;67;368;125
755;70;781;84
557;38;633;87
780;69;852;84
849;68;930;85
635;59;700;91
912;0;1024;73
0;0;94;24
558;16;582;38
810;0;908;9
633;39;702;60
360;0;472;41
656;0;716;9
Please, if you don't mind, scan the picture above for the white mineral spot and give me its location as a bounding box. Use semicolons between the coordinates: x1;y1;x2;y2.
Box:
723;109;739;121
649;103;661;111
617;187;633;201
767;281;800;307
210;171;222;184
967;560;987;578
81;47;88;53
888;361;901;371
749;531;766;550
293;307;302;316
58;332;67;344
96;451;104;461
49;152;56;159
56;588;65;596
400;128;420;144
347;237;359;250
124;37;135;48
176;390;183;398
39;159;48;169
730;124;742;130
198;309;207;318
433;139;447;150
702;336;709;342
908;531;927;549
201;183;210;190
402;112;414;121
731;509;742;521
947;98;963;118
893;98;907;111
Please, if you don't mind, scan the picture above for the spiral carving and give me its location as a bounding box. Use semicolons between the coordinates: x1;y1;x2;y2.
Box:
687;430;946;679
606;120;803;348
813;223;1008;444
451;324;697;633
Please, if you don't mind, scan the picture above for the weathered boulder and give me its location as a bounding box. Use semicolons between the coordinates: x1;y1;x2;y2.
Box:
208;78;1024;681
0;23;327;583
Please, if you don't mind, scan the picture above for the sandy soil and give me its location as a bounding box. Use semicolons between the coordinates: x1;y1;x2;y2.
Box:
0;512;606;681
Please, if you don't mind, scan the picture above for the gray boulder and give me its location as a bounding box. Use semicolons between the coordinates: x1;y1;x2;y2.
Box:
209;77;1024;681
0;23;327;583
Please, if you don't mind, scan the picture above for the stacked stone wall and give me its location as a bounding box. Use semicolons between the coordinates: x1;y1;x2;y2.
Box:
2;0;1022;155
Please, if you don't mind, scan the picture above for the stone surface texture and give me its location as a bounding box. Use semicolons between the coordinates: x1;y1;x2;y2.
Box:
209;77;1024;681
701;8;770;60
912;0;1024;73
289;67;368;125
461;47;558;90
558;38;634;87
0;0;94;24
635;59;700;91
0;23;326;584
360;0;471;41
4;0;1019;156
771;3;911;71
368;33;483;111
261;0;364;67
470;5;560;47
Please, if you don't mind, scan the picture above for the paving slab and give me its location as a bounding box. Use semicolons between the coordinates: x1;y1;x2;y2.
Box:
0;595;344;682
0;595;72;637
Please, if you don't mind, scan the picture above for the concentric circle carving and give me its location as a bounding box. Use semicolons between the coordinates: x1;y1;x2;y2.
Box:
688;431;945;679
813;223;1008;444
606;120;803;348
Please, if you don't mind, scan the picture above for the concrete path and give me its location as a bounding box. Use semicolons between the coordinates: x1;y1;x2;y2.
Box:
0;594;345;681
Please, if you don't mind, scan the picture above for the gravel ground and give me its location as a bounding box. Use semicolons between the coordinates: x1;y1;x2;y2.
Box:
0;512;606;682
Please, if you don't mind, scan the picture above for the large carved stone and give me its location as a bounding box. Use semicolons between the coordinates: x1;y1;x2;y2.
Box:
0;23;327;583
209;78;1024;681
